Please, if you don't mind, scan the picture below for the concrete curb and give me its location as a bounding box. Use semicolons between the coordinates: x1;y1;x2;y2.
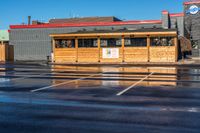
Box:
48;62;200;67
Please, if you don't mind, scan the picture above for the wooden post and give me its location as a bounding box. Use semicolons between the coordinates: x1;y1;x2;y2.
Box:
174;37;178;62
75;37;78;62
0;41;2;61
1;41;5;61
97;37;101;62
52;38;55;62
122;35;125;62
147;36;150;62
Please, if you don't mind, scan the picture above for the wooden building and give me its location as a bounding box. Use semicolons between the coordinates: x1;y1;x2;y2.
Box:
0;30;14;62
50;29;178;63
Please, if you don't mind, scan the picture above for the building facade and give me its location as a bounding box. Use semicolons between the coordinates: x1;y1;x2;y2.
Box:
184;1;200;57
9;0;199;61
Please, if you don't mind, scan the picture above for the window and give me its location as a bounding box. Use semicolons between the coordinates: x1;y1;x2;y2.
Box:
125;38;147;47
55;39;75;48
151;37;175;46
78;39;97;48
101;38;122;47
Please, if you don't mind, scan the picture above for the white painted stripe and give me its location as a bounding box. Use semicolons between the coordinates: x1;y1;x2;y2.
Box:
116;72;154;96
31;73;101;92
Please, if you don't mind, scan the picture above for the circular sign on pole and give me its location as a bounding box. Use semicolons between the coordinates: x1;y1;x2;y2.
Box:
189;5;199;15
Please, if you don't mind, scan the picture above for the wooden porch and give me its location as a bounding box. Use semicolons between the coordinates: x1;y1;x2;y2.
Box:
50;29;178;63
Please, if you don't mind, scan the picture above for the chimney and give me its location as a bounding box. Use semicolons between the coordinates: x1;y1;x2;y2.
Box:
28;16;31;25
162;10;170;29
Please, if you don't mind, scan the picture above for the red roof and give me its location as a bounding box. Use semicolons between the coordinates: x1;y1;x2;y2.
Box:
170;13;184;17
184;0;200;5
10;20;162;29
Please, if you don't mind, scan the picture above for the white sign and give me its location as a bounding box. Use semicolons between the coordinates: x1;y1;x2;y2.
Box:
189;5;199;14
102;48;119;59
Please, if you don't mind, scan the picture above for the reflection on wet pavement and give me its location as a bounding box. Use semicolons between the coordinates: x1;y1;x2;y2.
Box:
51;65;178;89
1;64;200;90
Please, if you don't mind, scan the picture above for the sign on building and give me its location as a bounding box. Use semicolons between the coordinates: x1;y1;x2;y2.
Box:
102;48;119;59
186;5;200;15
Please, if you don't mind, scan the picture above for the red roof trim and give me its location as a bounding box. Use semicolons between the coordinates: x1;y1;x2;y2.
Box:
170;13;184;17
162;10;169;14
184;1;200;5
10;20;162;29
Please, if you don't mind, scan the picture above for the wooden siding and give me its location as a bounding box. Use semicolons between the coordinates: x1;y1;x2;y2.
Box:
53;46;177;63
149;46;176;62
124;47;148;62
54;48;76;63
78;48;99;63
0;44;6;61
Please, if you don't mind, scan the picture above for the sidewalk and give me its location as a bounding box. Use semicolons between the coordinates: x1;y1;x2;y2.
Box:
49;59;200;67
178;57;200;65
2;58;200;67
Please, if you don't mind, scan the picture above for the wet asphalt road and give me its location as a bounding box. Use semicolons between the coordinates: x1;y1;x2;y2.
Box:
0;63;200;133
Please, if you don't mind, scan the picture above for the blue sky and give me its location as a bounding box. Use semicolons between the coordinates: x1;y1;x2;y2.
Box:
0;0;186;29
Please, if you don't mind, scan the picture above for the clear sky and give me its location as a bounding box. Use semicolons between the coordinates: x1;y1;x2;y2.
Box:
0;0;187;29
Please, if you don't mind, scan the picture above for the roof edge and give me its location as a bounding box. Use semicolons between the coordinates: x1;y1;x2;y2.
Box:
50;29;178;37
170;13;184;17
10;20;162;29
184;1;200;5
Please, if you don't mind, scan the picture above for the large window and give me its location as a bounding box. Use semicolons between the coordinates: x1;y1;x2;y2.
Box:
151;37;175;46
55;39;75;48
125;38;147;47
101;38;122;47
78;39;97;48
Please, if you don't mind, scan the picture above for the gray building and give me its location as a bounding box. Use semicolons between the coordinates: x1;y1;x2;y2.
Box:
9;1;199;61
184;1;200;57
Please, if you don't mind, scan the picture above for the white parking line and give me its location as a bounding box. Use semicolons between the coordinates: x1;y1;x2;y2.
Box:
116;72;154;96
30;73;101;92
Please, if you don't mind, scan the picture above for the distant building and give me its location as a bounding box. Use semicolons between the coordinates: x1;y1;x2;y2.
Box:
0;30;9;42
9;0;200;61
0;30;13;62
